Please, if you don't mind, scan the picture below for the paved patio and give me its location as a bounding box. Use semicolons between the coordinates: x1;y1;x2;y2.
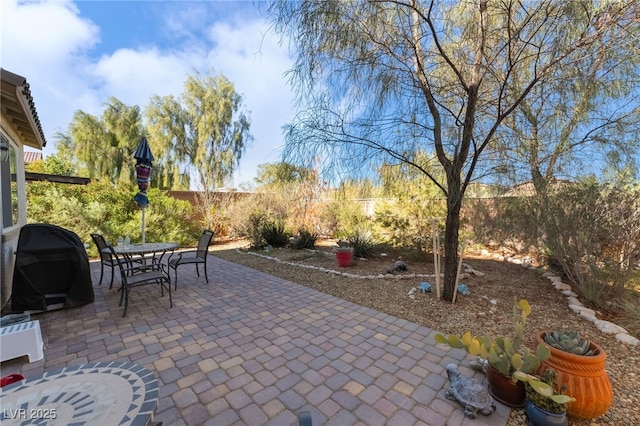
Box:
1;255;510;425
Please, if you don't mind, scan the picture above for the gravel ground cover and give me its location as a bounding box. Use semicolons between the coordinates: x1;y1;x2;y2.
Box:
210;239;639;426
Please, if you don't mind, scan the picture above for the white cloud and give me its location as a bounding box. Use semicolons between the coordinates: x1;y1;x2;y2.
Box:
1;0;101;137
92;48;192;104
1;0;295;186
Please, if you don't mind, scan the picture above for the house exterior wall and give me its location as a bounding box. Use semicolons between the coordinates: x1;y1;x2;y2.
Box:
1;124;28;309
1;68;46;311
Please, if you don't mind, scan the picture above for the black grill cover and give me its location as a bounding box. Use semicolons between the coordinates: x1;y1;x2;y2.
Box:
12;224;94;312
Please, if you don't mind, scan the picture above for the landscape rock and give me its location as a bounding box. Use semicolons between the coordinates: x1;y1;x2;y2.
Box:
616;333;639;346
569;305;596;317
594;320;628;335
578;311;597;323
561;289;578;297
553;282;572;291
566;296;583;306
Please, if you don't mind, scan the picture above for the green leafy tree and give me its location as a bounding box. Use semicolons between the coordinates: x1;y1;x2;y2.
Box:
56;98;144;186
25;153;76;176
255;162;313;190
146;69;253;228
267;0;639;302
54;98;186;190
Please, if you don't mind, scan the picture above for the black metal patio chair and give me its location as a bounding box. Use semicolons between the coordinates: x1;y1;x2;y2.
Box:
167;230;214;289
108;246;172;317
90;233;117;289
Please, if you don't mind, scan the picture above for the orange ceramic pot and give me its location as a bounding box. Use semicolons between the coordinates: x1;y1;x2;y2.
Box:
535;331;612;419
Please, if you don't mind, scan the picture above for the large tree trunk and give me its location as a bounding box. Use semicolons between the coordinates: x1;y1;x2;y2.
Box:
442;177;463;302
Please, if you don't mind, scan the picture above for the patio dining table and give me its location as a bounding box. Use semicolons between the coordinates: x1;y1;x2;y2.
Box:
105;242;178;265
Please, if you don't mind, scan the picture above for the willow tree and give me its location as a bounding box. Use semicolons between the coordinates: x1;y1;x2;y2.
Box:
268;0;639;302
145;70;252;228
494;11;640;191
56;97;144;186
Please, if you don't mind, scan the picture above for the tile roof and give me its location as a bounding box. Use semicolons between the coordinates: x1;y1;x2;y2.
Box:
1;68;47;149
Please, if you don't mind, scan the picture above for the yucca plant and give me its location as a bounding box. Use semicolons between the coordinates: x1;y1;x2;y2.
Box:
261;220;290;248
291;228;317;250
346;228;376;258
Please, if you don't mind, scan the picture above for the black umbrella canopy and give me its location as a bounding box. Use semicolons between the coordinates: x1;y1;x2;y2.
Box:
133;136;154;208
134;136;154;245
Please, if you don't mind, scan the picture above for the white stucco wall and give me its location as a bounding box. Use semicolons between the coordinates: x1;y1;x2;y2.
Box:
1;127;28;310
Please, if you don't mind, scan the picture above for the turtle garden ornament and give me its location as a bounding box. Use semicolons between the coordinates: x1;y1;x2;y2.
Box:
445;363;496;419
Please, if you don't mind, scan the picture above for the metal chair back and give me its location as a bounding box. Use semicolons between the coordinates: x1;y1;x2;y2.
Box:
196;230;215;260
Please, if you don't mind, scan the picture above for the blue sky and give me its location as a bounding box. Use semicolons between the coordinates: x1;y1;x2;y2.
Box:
1;0;294;187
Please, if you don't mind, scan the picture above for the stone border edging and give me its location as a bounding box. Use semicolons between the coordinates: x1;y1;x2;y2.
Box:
483;250;639;347
235;248;639;346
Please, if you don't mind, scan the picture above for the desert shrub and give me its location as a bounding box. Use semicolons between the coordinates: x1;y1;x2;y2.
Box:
291;228;317;250
245;212;267;248
321;198;369;239
261;220;290;247
26;180;198;258
464;197;537;251
373;197;446;251
346;228;377;258
536;177;640;307
617;291;640;338
224;192;289;237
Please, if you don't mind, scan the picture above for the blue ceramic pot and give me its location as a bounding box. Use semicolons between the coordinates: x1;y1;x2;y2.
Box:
525;400;568;426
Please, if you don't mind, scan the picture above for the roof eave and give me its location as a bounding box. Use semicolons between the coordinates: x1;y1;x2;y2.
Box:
0;68;47;149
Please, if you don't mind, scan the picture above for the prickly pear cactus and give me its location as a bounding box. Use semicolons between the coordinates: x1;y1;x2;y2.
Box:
434;298;551;376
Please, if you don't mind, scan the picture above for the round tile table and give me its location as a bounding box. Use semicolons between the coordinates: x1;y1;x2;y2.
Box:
0;361;158;425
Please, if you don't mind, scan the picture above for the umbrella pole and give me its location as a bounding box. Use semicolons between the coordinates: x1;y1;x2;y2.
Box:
141;207;146;245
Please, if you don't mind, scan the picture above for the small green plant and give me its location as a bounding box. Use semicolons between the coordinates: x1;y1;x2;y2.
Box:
261;220;290;248
347;228;377;258
435;298;551;376
513;369;576;413
543;330;595;356
291;228;317;250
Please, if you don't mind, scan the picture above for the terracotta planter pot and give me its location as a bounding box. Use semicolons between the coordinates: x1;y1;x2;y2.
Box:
335;250;353;267
486;366;526;408
535;331;612;419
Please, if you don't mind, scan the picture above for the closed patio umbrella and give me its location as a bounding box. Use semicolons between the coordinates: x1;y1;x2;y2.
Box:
134;136;154;245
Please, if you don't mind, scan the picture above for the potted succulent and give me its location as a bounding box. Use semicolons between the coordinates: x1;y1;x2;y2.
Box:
435;299;551;408
513;369;576;426
535;329;612;419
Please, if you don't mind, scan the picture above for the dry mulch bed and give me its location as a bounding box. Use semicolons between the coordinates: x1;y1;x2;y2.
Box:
211;239;639;426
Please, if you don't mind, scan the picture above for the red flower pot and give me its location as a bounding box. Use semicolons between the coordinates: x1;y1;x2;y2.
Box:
335;250;353;267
